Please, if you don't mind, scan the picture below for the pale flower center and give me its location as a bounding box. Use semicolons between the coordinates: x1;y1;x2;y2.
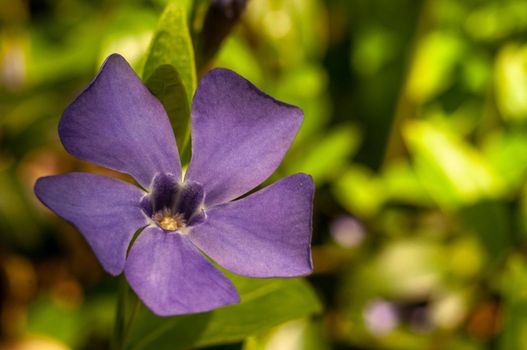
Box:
152;209;186;231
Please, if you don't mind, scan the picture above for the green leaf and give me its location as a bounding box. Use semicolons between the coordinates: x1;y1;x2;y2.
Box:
483;129;527;193
143;1;196;152
404;120;504;208
145;65;191;159
406;31;464;103
382;160;432;206
495;43;527;122
244;319;330;350
333;165;386;218
125;276;321;350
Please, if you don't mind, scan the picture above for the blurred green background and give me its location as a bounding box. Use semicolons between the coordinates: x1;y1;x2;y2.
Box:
1;0;527;349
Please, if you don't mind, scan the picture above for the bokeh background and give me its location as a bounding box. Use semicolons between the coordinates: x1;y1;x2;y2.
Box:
1;0;527;349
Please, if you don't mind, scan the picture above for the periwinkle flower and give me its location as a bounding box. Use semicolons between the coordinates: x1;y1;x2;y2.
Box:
34;54;314;316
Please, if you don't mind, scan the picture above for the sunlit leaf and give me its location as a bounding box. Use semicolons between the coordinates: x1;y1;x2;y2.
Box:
382;160;432;206
483;129;527;193
495;43;527;122
333;165;385;218
404;120;503;208
406;31;464;102
125;276;321;350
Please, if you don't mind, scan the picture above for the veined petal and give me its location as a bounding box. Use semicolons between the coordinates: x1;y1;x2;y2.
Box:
59;54;181;188
186;68;303;206
125;226;239;316
189;174;314;277
34;172;147;275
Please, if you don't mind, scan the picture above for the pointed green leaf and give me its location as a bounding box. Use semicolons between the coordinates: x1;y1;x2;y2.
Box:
145;65;191;157
143;1;196;152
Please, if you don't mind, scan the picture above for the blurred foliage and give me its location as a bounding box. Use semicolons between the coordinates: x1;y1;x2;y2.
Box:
1;0;527;349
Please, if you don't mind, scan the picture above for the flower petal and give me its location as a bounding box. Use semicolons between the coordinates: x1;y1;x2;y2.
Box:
186;68;303;206
125;226;239;316
189;174;314;277
59;54;181;188
34;172;147;275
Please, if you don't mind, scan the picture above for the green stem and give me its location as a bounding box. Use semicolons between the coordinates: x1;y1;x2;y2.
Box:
122;297;142;346
112;277;130;350
382;0;432;167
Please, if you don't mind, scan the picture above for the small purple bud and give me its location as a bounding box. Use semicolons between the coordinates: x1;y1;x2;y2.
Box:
364;299;399;336
198;0;248;69
408;305;432;333
330;216;365;248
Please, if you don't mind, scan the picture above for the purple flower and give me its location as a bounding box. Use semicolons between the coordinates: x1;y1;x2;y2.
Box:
34;54;314;316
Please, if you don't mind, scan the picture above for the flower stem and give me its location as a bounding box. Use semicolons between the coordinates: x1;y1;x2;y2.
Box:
112;276;129;350
122;297;141;345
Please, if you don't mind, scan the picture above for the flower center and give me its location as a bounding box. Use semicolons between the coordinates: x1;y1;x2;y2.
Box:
141;173;205;232
152;209;186;231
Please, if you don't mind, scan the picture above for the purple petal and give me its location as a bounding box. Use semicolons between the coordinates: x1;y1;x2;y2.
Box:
34;172;147;275
186;68;303;206
125;226;239;316
189;174;314;277
59;54;181;188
